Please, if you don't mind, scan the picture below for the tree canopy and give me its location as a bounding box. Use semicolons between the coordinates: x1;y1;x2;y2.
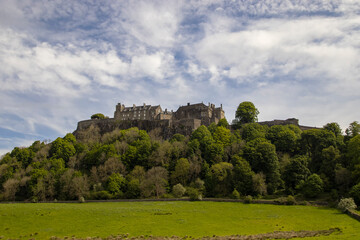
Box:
234;101;259;126
0;106;359;204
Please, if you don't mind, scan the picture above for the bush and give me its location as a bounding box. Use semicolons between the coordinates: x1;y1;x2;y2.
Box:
338;198;357;212
301;174;323;198
91;113;105;120
286;195;296;205
79;196;85;203
90;191;112;200
160;193;174;199
350;183;360;205
187;187;202;201
173;184;186;198
231;189;240;199
244;195;253;203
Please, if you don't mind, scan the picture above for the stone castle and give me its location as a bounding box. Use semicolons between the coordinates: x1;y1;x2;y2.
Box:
74;102;317;140
114;102;224;126
75;102;225;139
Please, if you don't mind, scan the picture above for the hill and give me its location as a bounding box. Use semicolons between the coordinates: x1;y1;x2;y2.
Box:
0;102;360;206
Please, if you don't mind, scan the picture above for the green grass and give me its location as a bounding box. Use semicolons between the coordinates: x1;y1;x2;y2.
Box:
0;201;359;239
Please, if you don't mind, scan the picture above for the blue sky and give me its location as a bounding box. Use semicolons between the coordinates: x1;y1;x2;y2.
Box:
1;0;360;156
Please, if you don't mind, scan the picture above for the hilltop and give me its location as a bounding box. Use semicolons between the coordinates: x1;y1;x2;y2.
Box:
0;101;359;208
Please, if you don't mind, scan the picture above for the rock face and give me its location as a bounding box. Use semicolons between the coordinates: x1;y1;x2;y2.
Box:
74;102;225;140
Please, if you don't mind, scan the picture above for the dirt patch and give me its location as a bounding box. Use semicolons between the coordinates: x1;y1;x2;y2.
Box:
49;227;341;240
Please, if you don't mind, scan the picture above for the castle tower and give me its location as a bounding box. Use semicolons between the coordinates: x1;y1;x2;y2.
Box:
114;103;125;119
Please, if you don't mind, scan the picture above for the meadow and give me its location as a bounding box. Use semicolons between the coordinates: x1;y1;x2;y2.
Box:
0;201;359;239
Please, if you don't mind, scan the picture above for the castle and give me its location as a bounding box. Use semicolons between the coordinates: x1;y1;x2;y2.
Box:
114;102;224;126
75;102;225;139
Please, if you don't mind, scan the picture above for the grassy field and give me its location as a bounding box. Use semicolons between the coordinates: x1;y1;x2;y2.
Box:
0;201;359;239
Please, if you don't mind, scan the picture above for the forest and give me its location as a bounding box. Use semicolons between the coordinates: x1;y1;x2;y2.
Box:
1;102;360;206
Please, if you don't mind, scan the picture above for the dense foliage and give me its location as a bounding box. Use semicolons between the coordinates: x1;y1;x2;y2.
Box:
1;102;359;204
91;113;106;120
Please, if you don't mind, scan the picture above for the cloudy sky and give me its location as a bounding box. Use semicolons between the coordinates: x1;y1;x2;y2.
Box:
1;0;360;155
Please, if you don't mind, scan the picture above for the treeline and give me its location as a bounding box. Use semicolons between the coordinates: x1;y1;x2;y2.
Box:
1;104;360;205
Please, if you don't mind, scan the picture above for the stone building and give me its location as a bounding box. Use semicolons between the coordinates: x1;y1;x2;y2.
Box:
173;102;225;126
114;102;224;126
75;102;225;140
114;103;164;121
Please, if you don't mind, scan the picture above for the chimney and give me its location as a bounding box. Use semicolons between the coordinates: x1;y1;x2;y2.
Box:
143;103;146;107
187;102;190;106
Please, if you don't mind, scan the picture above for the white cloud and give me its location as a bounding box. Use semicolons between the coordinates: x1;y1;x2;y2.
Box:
130;52;175;82
1;0;360;152
191;15;360;94
120;1;183;48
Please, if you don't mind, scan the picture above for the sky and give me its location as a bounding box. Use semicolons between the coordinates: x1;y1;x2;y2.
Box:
1;0;360;156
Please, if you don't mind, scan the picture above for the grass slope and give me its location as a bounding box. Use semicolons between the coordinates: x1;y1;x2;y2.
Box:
0;201;359;239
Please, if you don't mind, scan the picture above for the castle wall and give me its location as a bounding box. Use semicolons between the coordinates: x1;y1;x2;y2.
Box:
258;118;299;127
75;102;226;140
74;118;197;140
258;118;319;130
114;103;162;121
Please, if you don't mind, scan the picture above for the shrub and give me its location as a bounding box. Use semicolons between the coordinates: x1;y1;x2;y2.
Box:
338;198;357;212
90;191;112;200
231;189;240;199
286;195;296;205
350;183;360;205
244;195;253;203
173;183;186;198
301;174;323;198
91;113;105;120
79;196;85;203
187;187;202;201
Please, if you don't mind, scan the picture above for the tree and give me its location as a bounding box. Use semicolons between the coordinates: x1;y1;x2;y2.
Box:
319;146;340;188
282;155;310;192
232;155;254;196
350;183;360;205
140;167;168;198
171;158;190;185
252;172;267;196
205;162;233;196
10;147;34;168
91;113;106;120
59;169;89;200
217;118;229;128
266;125;300;153
107;173;126;196
300;129;336;172
235;101;259;126
243;138;281;193
125;179;141;199
172;183;186;198
301;174;323;198
170;134;186;143
345;121;360;138
212;126;231;147
3;178;20;201
50;138;76;163
347;135;360;168
324;122;342;137
241;123;267;142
